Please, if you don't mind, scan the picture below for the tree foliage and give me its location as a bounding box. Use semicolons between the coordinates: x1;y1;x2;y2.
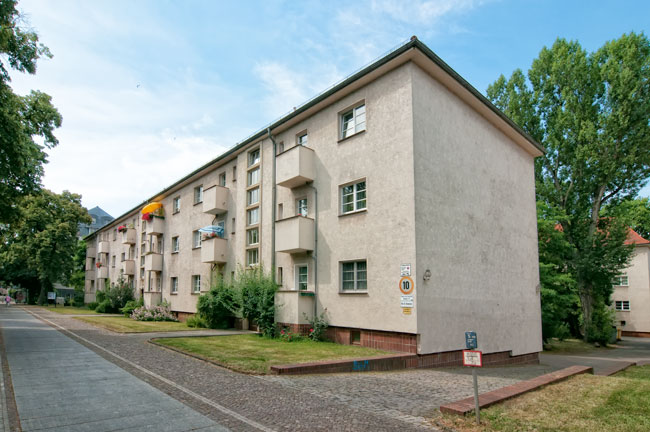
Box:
487;33;650;342
604;197;650;240
0;189;91;303
0;0;61;223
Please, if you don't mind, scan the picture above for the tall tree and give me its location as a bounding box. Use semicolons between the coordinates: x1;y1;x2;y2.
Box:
0;189;91;304
604;197;650;240
0;0;62;223
487;33;650;342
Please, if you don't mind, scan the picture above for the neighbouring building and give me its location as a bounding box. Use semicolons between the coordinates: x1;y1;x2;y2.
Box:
613;230;650;337
84;37;544;364
79;206;114;237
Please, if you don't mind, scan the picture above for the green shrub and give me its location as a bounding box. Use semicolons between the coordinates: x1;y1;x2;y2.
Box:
235;266;277;337
304;309;329;341
278;327;302;342
94;299;111;313
87;301;99;310
197;277;239;329
186;314;208;328
121;298;143;317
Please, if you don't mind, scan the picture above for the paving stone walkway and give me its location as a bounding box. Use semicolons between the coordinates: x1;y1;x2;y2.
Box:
0;307;228;431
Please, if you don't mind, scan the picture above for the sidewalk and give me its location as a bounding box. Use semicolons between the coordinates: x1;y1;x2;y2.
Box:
0;307;228;431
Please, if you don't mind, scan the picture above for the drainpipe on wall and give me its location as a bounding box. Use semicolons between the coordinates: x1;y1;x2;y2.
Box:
307;183;318;319
267;128;277;275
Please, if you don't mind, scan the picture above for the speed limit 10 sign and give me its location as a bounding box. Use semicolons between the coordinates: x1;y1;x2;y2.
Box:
399;276;414;294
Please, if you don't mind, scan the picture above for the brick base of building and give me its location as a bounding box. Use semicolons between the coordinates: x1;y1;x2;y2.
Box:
325;326;418;353
622;330;650;338
175;311;193;322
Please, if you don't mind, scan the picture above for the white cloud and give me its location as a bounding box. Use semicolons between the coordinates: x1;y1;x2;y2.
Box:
371;0;487;24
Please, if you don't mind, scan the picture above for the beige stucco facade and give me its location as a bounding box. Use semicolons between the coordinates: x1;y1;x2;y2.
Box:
84;39;543;356
613;244;650;335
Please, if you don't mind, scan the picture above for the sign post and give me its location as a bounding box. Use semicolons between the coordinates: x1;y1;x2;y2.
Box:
47;291;56;308
463;331;482;424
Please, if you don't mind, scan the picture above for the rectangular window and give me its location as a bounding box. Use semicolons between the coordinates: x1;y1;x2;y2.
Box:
192;275;201;293
113;229;117;241
172;236;179;253
277;267;283;285
140;255;145;266
248;148;260;166
111;255;116;267
192;230;201;248
296;265;308;291
246;228;259;246
247;167;260;186
296;198;308;217
613;274;629;286
232;165;237;181
277;141;285;154
194;185;203;204
173;197;180;213
121;252;125;262
140;268;145;279
247;208;259;226
341;260;367;292
247;248;259;266
247;187;260;206
219;173;226;187
341;104;366;139
231;217;236;234
297;132;308;146
341;180;367;214
615;301;630;311
171;277;178;293
156;275;162;291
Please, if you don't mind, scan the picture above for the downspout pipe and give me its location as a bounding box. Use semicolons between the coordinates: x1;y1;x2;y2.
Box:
267;128;277;275
308;183;318;319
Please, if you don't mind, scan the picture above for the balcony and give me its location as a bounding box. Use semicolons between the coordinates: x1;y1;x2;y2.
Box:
86;247;96;257
276;145;315;188
96;266;108;279
121;260;135;275
201;237;228;263
85;270;95;280
121;228;137;244
85;258;94;271
144;217;165;236
97;241;110;254
275;216;314;253
203;185;229;214
144;253;163;272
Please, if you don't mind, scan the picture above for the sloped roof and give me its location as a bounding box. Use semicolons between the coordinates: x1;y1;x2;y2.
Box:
625;229;650;245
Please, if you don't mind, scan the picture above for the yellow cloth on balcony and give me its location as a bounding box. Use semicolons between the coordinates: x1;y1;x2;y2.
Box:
141;202;163;214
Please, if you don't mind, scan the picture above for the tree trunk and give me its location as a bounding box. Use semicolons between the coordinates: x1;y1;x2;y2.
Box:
578;280;593;341
37;279;50;305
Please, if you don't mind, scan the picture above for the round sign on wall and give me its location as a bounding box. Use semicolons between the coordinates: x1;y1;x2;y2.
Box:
399;276;414;294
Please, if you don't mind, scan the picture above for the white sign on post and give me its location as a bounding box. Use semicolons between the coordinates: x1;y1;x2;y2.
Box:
47;292;56;300
463;350;483;367
400;295;414;308
400;264;411;277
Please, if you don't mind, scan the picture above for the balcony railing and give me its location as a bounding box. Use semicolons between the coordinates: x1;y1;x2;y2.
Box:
203;185;229;214
121;228;137;244
97;241;110;254
121;260;135;275
144;217;165;236
276;145;315;188
201;237;228;263
275;216;314;253
144;253;163;272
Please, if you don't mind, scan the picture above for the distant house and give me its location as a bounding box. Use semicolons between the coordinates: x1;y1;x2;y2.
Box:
613;230;650;337
79;206;114;237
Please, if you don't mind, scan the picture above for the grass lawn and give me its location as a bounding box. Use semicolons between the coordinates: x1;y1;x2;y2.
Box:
35;305;101;315
154;334;391;374
435;365;650;432
543;338;614;353
74;316;201;333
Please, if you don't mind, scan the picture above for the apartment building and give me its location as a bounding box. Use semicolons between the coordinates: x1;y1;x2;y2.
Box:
85;37;544;361
613;230;650;337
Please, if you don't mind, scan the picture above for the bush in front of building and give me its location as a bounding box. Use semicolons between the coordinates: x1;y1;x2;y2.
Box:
197;266;277;335
131;302;177;322
121;297;143;317
304;309;329;341
94;276;134;313
186;314;208;328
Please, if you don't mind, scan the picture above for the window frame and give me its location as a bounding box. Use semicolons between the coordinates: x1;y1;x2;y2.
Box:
613;274;629;287
246;228;259;246
170;277;178;294
171;236;179;253
192;230;202;249
297;132;308;147
247;187;260;206
615;300;630;311
296;198;308;217
247;167;260;186
340;103;366;140
193;185;203;205
248;148;260;167
340;260;367;293
247;248;259;267
295;264;308;291
172;196;181;214
218;173;226;187
191;275;201;293
340;179;367;215
247;207;259;226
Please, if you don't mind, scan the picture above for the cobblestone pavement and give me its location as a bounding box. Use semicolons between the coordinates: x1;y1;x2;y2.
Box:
18;307;559;431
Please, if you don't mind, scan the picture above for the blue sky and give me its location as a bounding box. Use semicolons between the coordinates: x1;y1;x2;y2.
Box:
10;0;650;217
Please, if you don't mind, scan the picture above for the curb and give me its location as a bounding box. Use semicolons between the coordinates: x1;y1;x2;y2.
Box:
440;365;593;415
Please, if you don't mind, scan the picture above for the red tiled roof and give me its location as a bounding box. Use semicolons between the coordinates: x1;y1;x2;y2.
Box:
626;229;650;245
